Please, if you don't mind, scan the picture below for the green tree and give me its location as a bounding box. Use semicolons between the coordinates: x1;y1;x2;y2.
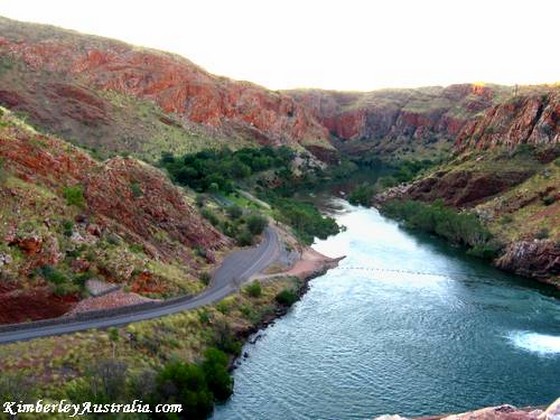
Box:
157;362;213;420
202;348;234;401
244;281;262;298
246;214;267;235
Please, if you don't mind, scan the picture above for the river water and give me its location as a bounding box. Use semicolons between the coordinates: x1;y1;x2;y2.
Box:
214;200;560;419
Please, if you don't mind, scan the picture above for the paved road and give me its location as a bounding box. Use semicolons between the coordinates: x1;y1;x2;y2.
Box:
0;226;279;344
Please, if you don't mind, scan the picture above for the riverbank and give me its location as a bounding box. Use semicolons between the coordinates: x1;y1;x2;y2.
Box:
231;244;344;368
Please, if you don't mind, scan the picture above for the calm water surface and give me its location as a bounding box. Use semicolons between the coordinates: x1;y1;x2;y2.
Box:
214;200;560;419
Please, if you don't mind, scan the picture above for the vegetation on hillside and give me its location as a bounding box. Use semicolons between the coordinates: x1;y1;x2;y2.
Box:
380;199;500;260
161;146;294;193
0;276;305;419
161;146;340;245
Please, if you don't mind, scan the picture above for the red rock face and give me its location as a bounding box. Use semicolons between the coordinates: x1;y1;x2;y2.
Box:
455;91;560;151
286;84;509;155
84;157;229;262
0;20;330;153
496;240;560;283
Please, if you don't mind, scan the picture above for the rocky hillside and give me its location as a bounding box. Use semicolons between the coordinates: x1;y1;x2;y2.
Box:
376;136;560;287
455;87;560;151
0;107;230;323
0;16;332;162
287;84;515;159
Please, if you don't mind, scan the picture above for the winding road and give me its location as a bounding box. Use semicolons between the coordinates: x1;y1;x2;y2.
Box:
0;226;280;344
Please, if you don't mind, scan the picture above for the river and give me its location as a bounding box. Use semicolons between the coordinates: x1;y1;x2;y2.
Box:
214;199;560;419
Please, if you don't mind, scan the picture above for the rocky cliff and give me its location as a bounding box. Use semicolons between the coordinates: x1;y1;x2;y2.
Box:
287;84;513;158
0;107;230;323
455;88;560;151
0;16;332;161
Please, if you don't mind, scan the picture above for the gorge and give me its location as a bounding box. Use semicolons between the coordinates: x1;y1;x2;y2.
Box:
0;15;559;419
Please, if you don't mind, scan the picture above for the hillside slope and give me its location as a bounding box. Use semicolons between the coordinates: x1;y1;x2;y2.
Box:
0;107;230;323
0;16;332;162
375;86;560;286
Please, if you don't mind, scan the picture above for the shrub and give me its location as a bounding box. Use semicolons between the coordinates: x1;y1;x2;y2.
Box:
348;183;375;206
200;272;211;286
194;246;207;259
62;220;74;237
201;209;220;227
0;158;6;185
130;182;143;198
157;362;213;420
52;282;80;296
271;198;339;244
227;205;243;220
500;215;514;225
216;301;230;314
63;185;85;208
535;228;550;239
39;265;67;285
212;320;242;354
275;289;298;306
244;281;262;298
202;348;233;401
542;195;556;206
236;229;253;246
246;214;267;235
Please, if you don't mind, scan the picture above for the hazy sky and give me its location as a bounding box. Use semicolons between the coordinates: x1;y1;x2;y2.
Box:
0;0;559;91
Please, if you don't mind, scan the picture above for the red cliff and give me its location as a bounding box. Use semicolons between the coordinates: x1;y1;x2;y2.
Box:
0;17;331;160
287;84;510;156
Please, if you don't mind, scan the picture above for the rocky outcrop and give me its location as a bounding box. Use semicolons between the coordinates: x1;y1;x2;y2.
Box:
374;167;535;209
456;90;560;151
374;397;560;420
0;16;331;160
496;240;560;286
400;169;534;208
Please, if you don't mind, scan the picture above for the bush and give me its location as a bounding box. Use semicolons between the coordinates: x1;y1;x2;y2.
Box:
63;185;85;208
155;348;233;419
0;158;7;185
246;214;267;235
244;281;262;298
39;265;67;285
200;272;211;286
130;182;143;198
275;289;298;306
236;229;253;246
542;195;556;206
535;228;550;239
271;198;339;244
201;209;220;227
227;205;243;220
62;220;74;237
348;183;375;206
202;348;233;401
157;362;214;420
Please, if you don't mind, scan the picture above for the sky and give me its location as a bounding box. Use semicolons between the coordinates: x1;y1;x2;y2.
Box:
0;0;559;91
